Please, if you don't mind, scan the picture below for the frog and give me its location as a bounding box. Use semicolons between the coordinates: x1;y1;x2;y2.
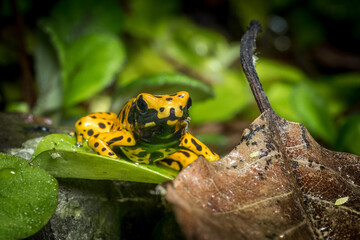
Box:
73;91;219;170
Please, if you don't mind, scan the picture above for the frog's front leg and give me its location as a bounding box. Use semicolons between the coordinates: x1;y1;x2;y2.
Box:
179;133;220;161
159;150;198;171
88;129;136;158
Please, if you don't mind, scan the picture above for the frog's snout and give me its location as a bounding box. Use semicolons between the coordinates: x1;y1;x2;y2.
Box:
170;108;175;116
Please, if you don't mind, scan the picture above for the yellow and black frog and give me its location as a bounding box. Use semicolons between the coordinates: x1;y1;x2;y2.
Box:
74;91;219;170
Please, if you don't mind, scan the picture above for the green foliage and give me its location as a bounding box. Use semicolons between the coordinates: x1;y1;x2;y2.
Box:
124;0;179;37
190;70;250;123
256;59;307;84
44;0;123;45
1;0;360;238
31;134;177;183
336;114;360;155
267;82;300;121
0;153;58;239
113;73;215;112
291;83;336;144
155;18;238;83
34;0;125;114
62;34;125;107
2;0;360;159
117;46;175;87
33;32;62;115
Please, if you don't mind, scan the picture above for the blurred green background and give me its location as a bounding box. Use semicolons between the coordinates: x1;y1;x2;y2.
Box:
0;0;360;155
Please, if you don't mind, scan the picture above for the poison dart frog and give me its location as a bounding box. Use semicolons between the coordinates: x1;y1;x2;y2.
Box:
73;91;219;170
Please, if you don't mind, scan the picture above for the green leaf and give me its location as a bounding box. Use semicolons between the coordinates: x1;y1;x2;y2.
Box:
267;82;300;122
291;83;336;144
40;0;124;77
0;153;58;239
38;0;124;108
63;34;126;107
257;58;308;84
117;46;174;87
113;73;214;111
155;18;231;83
31;134;178;183
46;0;123;44
336;114;360;155
190;70;250;124
33;31;63;115
311;81;347;117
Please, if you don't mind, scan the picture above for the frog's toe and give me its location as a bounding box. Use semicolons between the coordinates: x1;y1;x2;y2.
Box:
208;154;220;161
76;142;83;147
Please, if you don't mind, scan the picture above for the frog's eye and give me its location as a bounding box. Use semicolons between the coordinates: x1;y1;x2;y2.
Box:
136;95;148;113
186;97;192;109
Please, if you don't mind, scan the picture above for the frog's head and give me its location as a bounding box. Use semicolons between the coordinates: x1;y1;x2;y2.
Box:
132;91;192;142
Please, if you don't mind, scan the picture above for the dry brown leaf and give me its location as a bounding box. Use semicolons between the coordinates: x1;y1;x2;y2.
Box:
165;21;360;240
166;111;360;239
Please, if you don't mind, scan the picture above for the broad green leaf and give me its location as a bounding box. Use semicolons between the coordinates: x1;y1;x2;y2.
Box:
311;81;347;117
0;153;58;239
31;134;178;183
117;46;174;87
155;18;230;83
190;70;250;124
267;82;300;122
291;83;336;144
38;0;124;109
63;34;125;107
40;0;123;75
113;73;214;111
257;58;308;84
336;114;360;155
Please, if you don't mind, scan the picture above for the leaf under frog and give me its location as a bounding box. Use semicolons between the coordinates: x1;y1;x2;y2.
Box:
31;134;178;183
166;110;360;239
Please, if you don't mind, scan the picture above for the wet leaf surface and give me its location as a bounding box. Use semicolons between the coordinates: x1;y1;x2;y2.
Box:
31;134;177;183
0;153;58;239
166;110;360;240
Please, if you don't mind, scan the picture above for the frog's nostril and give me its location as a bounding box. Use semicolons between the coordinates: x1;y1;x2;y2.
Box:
170;108;175;116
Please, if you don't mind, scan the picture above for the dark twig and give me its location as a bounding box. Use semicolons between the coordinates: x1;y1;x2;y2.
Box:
240;20;272;113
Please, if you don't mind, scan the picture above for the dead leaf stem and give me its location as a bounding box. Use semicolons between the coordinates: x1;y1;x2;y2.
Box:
240;20;271;113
